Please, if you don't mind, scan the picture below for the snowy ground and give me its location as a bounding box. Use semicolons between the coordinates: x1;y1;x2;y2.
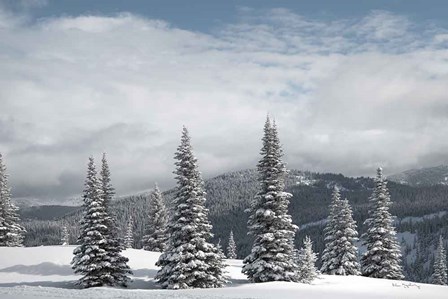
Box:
0;246;445;298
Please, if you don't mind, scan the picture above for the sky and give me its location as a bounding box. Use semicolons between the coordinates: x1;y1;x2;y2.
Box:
1;0;448;203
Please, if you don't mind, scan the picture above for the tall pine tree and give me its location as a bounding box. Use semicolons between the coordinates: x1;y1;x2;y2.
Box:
431;235;447;285
0;153;25;247
242;118;298;282
321;187;360;275
227;230;237;259
99;153;131;286
142;184;168;252
361;168;404;280
155;127;226;289
72;157;115;288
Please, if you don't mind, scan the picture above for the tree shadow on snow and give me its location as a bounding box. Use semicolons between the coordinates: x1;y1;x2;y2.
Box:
0;262;74;276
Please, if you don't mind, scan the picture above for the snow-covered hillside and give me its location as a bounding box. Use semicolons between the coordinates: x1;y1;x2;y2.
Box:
0;246;445;299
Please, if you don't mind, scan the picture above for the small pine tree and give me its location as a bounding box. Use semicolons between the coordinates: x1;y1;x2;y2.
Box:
296;236;319;284
155;127;226;289
361;168;404;280
61;226;70;245
124;216;134;249
99;153;131;286
0;153;26;247
72;157;114;288
321;187;360;275
227;230;237;259
242;117;298;282
142;184;168;252
432;235;447;285
216;238;226;260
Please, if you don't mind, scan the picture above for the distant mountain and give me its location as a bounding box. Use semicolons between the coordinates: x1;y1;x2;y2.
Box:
388;165;448;186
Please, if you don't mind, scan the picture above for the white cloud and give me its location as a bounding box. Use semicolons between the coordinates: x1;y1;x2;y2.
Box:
0;8;447;201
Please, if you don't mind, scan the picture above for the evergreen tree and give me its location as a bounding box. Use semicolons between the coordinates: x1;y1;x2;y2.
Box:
142;184;168;252
321;187;360;275
124;216;134;249
0;153;25;247
361;168;404;280
99;153;131;286
227;230;237;259
296;236;319;284
72;157;115;288
61;226;70;245
156;127;226;289
242;118;298;282
432;235;447;285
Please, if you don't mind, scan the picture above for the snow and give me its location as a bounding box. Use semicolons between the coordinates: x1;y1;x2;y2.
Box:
0;246;446;298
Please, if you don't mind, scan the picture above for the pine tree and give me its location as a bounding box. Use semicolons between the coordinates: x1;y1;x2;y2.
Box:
142;184;168;252
99;153;131;286
227;230;237;259
432;235;447;285
0;153;25;247
321;187;360;275
61;226;70;245
71;157;115;288
124;216;134;249
242;117;298;282
155;127;226;289
361;167;404;280
296;236;319;284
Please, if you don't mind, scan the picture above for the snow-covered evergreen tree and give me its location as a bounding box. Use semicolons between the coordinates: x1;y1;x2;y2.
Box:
155;127;226;289
296;236;319;284
361;168;404;280
72;157;115;288
61;226;69;245
142;184;168;252
242;118;298;282
0;153;25;247
432;235;447;285
321;187;360;275
99;153;131;286
226;230;237;259
124;216;134;249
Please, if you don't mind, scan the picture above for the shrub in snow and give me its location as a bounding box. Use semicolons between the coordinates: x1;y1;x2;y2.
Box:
361;168;404;280
227;230;237;259
431;235;447;285
155;127;226;289
61;226;70;245
296;236;319;283
242;117;298;282
142;184;168;252
321;187;360;275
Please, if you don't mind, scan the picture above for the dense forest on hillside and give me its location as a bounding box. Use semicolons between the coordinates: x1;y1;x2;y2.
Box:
20;169;448;283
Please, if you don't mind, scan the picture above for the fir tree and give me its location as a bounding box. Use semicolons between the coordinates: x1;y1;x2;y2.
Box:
99;153;131;286
124;216;134;249
155;127;226;289
242;118;298;282
432;235;447;285
72;157;115;288
61;226;70;245
227;230;237;259
142;184;168;252
361;168;404;280
296;236;319;284
0;153;25;247
321;187;360;275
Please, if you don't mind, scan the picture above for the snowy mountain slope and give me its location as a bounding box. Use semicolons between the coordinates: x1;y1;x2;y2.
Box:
388;165;448;186
0;246;445;299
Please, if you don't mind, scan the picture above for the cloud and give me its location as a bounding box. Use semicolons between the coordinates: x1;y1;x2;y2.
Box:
0;7;447;201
